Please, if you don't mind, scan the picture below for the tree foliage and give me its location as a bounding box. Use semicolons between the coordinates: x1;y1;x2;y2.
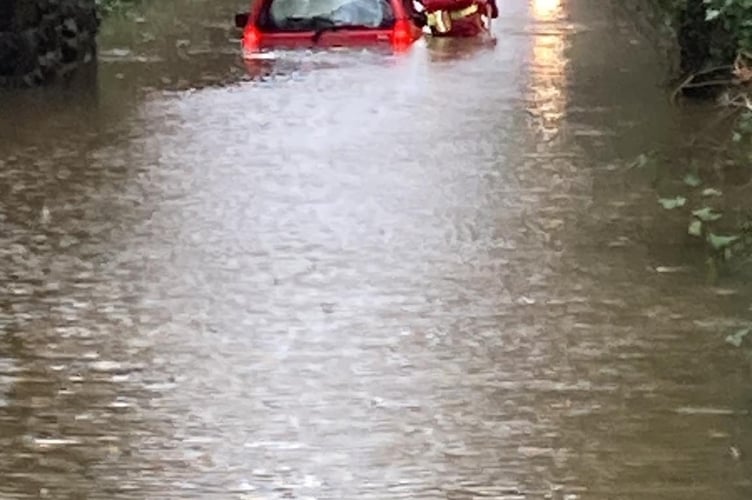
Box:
703;0;752;52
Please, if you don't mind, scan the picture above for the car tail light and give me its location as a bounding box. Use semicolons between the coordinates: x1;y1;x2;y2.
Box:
391;19;412;50
242;25;262;52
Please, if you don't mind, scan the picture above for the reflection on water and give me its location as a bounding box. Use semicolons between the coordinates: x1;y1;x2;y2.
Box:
528;0;567;141
533;0;562;18
1;0;752;499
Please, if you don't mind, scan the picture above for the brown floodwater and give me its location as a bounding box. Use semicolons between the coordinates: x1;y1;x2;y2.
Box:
1;0;751;498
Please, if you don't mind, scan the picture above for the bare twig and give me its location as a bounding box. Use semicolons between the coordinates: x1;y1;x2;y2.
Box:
681;79;736;89
670;69;734;104
686;105;742;148
695;64;734;77
670;72;696;105
729;96;752;111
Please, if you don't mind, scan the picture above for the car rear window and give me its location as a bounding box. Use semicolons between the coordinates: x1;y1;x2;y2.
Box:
259;0;396;31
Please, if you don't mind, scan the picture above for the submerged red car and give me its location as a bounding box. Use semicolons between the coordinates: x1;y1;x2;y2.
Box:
235;0;424;54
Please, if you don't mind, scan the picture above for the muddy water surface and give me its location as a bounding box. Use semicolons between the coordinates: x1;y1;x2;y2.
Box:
1;0;751;498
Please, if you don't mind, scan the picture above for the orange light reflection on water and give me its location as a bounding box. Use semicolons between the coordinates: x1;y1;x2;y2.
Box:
533;0;561;19
529;0;567;141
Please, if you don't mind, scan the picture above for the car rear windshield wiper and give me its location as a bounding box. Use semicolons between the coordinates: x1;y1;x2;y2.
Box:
279;15;378;41
281;15;336;29
312;23;376;42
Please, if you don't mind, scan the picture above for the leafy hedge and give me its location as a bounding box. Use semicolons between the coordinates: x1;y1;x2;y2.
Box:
704;0;752;53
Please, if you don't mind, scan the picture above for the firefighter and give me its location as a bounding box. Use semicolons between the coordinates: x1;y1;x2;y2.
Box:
413;0;498;37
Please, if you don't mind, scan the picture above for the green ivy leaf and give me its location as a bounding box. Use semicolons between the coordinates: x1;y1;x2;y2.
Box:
683;173;702;187
629;153;650;169
707;233;740;250
658;196;687;210
705;9;721;22
725;327;750;347
702;188;723;197
688;219;703;237
692;207;723;222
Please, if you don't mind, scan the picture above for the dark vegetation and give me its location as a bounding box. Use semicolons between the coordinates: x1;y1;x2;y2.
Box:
639;0;752;287
0;0;99;86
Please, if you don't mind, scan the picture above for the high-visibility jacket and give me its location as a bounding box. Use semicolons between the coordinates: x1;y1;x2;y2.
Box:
420;0;497;37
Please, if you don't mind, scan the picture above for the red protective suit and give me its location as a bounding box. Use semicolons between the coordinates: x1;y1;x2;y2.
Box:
419;0;498;37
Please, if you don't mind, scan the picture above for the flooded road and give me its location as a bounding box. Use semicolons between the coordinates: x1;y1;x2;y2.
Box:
1;0;752;498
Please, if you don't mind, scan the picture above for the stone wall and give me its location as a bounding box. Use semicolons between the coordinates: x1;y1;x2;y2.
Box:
0;0;99;87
